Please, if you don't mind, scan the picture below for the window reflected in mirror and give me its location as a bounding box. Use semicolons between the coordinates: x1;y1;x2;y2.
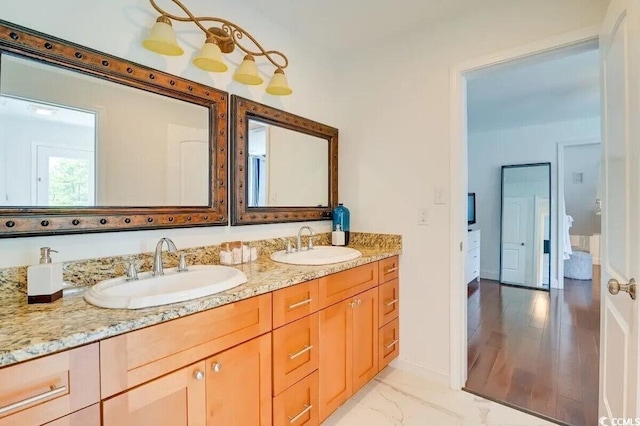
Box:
0;54;210;208
247;119;329;208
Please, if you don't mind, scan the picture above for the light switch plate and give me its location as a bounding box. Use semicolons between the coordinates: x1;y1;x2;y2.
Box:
434;187;448;205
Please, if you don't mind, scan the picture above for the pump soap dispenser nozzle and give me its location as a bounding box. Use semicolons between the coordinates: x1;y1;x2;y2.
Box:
39;247;58;264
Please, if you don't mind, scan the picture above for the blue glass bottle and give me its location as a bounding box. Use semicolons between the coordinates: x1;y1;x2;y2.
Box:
332;203;350;245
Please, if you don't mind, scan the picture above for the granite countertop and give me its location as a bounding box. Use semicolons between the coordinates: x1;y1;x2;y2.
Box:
0;245;400;368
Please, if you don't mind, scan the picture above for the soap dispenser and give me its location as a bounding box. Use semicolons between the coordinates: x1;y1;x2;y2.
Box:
27;247;63;304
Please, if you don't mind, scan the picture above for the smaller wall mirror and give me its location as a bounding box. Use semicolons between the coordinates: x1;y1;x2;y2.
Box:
500;163;551;289
231;96;338;225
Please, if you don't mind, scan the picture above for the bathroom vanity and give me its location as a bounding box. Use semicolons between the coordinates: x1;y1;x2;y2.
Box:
0;249;400;425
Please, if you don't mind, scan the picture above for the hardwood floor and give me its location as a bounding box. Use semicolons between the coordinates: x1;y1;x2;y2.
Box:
466;268;600;426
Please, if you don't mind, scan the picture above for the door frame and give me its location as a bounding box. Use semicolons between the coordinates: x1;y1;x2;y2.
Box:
555;138;601;289
448;26;601;390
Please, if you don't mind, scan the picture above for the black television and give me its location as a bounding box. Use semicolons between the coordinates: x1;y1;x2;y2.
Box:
467;193;476;225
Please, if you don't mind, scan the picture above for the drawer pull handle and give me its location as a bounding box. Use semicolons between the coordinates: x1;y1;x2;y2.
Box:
288;298;312;310
288;404;313;423
289;345;313;360
385;298;398;307
0;385;67;415
384;266;398;274
385;339;399;349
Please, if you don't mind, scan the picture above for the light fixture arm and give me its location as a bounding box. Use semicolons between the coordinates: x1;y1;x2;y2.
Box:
149;0;289;70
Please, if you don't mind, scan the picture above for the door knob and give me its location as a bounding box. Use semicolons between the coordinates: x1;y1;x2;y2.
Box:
608;278;637;300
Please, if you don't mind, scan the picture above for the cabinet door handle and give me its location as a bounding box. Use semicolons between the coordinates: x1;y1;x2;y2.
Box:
0;385;67;415
385;298;398;307
385;339;399;349
384;266;398;274
211;362;222;373
288;298;312;310
289;345;313;360
349;301;356;309
193;370;205;381
288;404;313;423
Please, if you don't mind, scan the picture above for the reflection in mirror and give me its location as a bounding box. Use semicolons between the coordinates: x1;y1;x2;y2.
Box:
231;95;338;225
0;54;210;207
247;119;329;208
500;163;551;289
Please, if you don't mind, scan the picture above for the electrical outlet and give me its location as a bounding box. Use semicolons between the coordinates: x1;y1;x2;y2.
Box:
418;208;429;226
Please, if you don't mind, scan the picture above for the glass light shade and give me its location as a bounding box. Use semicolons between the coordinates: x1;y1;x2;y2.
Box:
193;42;228;72
143;20;184;56
266;69;293;96
233;55;263;85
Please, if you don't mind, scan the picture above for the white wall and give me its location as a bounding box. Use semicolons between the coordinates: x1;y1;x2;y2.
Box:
335;1;607;382
564;144;602;235
0;0;337;268
468;118;600;281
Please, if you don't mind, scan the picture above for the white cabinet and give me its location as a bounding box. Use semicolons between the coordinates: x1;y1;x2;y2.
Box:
466;230;481;283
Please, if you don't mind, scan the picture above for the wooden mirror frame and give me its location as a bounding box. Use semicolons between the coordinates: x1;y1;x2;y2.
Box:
0;20;229;237
230;96;338;225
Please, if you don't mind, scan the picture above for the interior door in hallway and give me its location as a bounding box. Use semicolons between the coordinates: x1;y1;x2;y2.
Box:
599;0;640;420
501;197;528;285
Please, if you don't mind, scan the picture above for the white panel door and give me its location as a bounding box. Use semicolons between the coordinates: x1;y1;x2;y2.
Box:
501;197;528;285
599;0;640;420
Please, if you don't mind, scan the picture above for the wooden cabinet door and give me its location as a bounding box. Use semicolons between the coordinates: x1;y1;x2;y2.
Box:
318;299;352;422
206;334;272;425
351;287;379;393
102;361;206;426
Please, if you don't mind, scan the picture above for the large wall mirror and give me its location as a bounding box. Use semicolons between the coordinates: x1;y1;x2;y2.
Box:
230;96;338;225
500;163;551;289
0;20;228;237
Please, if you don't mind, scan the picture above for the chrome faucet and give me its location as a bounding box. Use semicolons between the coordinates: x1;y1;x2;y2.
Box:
153;238;178;276
297;226;315;251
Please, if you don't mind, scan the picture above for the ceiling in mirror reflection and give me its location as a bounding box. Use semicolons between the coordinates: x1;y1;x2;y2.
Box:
247;119;329;208
0;54;210;208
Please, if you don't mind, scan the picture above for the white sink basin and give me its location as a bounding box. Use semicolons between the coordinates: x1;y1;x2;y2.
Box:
84;265;247;309
270;246;362;266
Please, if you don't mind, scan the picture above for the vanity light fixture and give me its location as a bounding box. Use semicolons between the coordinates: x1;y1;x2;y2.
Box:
143;0;292;95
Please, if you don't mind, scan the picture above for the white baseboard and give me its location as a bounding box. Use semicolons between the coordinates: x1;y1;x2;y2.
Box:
393;358;450;388
480;269;499;281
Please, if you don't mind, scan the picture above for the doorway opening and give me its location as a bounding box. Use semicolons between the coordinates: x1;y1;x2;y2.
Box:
454;36;602;425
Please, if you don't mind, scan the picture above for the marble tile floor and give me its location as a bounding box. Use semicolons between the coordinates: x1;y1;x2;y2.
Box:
325;366;555;426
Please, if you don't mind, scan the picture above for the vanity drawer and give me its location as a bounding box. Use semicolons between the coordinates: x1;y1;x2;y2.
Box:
319;263;378;308
378;256;399;284
0;344;99;426
273;371;319;426
100;293;272;398
379;318;400;371
44;404;100;426
273;280;319;328
379;279;399;327
272;313;319;396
